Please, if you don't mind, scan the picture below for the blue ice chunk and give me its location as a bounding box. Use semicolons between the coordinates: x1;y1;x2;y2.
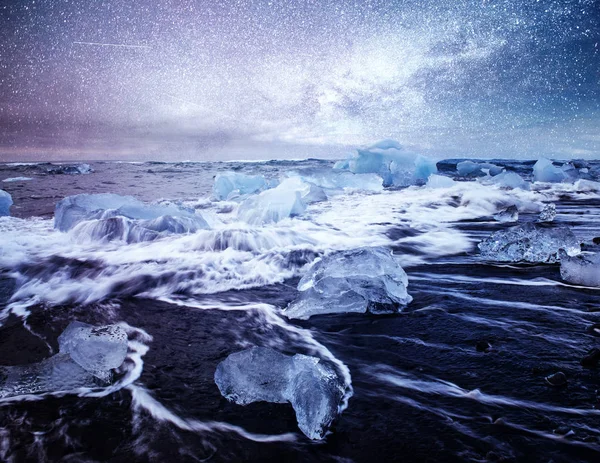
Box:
559;250;600;287
486;171;530;190
413;155;438;181
426;174;456;188
284;247;412;319
214;346;346;439
0;354;100;398
289;168;383;194
456;160;484;177
478;223;580;263
58;321;128;380
237;177;310;225
0;189;12;216
212;172;268;200
54;193;201;232
0;321;129;398
533;158;567;183
493;205;518;223
337;140;437;187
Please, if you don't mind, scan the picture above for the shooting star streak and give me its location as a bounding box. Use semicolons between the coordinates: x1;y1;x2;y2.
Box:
73;41;151;50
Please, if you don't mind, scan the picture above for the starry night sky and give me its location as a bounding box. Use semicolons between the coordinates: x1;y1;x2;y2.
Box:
0;0;599;161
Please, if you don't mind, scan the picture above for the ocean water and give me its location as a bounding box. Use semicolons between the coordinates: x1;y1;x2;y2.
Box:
1;159;600;462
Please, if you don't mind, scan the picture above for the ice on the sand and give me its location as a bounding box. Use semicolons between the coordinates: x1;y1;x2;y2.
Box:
0;354;99;399
533;158;567;183
538;203;556;222
426;174;456;189
559;250;600;287
284;247;412;319
0;189;12;216
214;346;346;439
0;322;128;398
238;177;317;225
58;321;128;379
494;205;518;223
478;223;580;263
213;172;268;200
336;140;437;187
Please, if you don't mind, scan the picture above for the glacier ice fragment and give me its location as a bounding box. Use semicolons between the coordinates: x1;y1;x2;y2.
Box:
478;223;579;263
284;247;412;319
485;171;529;190
336;140;437;187
533;158;567;183
237;177;311;225
212;172;268;200
494;205;518;223
58;321;128;379
0;190;12;216
559;250;600;287
54;193;208;242
214;346;346;439
426;174;456;189
0;321;128;398
538;204;556;222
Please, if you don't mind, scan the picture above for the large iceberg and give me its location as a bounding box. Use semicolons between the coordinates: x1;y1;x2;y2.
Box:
0;321;128;398
237;177;319;225
478;223;580;263
533;158;567;183
336;140;437;187
213;172;268;200
214;346;346;439
0;189;12;216
284;247;412;319
54;193;209;242
559;250;600;287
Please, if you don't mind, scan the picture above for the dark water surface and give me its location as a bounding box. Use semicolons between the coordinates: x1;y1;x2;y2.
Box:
1;160;600;462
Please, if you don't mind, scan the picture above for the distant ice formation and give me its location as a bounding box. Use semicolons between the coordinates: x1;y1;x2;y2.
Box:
484;171;530;190
0;189;12;216
55;193;209;242
212;172;269;200
289;168;384;194
426;174;457;188
478;223;579;263
214;346;346;439
46;163;93;175
559;250;600;287
533;158;567;183
457;161;503;177
0;321;128;398
2;177;33;183
335;140;437;187
284;247;412;319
